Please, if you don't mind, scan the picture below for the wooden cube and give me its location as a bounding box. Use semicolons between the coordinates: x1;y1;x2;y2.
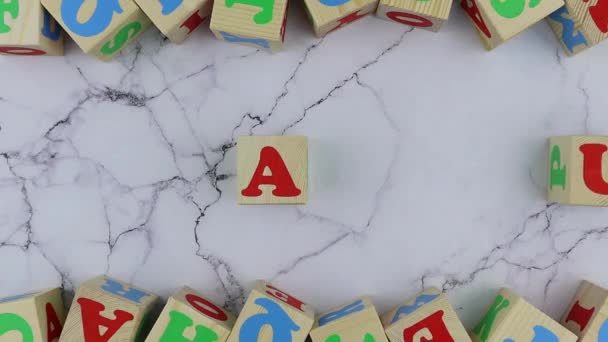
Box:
380;288;470;342
226;280;315;342
310;296;389;342
303;0;379;37
41;0;151;61
461;0;563;49
0;288;65;341
547;0;608;56
237;136;308;205
376;0;452;32
0;0;63;56
59;275;158;341
146;286;235;342
470;288;577;342
548;136;608;206
209;0;288;51
133;0;212;43
561;280;608;341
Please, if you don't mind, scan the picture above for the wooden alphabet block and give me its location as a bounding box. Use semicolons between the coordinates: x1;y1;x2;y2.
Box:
470;288;577;342
209;0;288;51
380;288;471;342
461;0;563;49
59;275;158;341
0;288;65;341
226;280;315;342
548;136;608;206
376;0;453;32
310;296;389;342
41;0;151;61
146;286;235;342
547;0;608;56
0;0;63;56
303;0;379;37
237;136;308;205
133;0;212;43
561;280;608;341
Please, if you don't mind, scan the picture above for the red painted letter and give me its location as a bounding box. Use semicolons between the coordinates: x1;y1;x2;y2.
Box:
266;284;305;312
461;0;492;38
185;293;228;321
0;47;46;55
180;10;206;34
77;297;134;342
590;0;608;33
46;303;63;342
241;146;302;197
386;11;433;27
403;311;455;342
580;143;608;195
330;10;369;33
565;301;595;331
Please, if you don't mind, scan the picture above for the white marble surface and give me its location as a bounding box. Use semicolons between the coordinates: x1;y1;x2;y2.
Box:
1;1;608;329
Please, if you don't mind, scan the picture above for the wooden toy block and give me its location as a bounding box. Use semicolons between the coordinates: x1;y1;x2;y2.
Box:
133;0;212;43
41;0;151;61
547;0;608;56
561;280;608;341
209;0;288;51
226;280;315;342
59;275;158;341
380;287;471;342
310;296;389;342
146;286;236;342
548;136;608;206
470;288;577;342
461;0;563;49
303;0;379;37
237;136;308;205
0;0;63;56
376;0;452;32
0;288;65;341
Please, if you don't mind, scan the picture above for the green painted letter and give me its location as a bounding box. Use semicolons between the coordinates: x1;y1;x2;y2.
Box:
550;145;567;190
159;310;219;342
225;0;275;24
473;295;510;342
0;0;19;33
0;313;34;342
326;333;376;342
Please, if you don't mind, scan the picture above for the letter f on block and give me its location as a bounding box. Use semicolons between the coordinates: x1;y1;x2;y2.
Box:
0;0;19;33
224;0;275;24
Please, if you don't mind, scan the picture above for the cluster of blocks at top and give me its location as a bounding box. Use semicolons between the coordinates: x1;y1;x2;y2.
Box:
0;0;607;59
2;276;608;341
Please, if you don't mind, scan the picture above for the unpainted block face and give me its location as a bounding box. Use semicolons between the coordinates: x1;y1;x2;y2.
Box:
303;0;378;37
41;0;151;60
547;0;608;55
0;0;63;56
133;0;212;43
310;296;389;342
376;0;453;32
238;136;308;204
561;280;608;341
470;288;577;342
59;276;158;341
226;281;315;342
548;136;608;206
210;0;288;51
461;0;564;49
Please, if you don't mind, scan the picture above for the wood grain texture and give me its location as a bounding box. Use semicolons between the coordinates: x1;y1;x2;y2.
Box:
548;136;608;206
381;288;470;342
237;136;308;204
0;1;63;56
310;296;389;342
303;0;378;37
146;286;235;341
546;5;592;56
470;288;577;342
561;280;608;341
41;0;151;60
133;0;212;43
209;0;288;51
376;0;452;32
59;275;158;342
226;280;315;342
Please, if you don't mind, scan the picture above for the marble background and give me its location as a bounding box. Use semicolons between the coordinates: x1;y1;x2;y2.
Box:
1;1;608;329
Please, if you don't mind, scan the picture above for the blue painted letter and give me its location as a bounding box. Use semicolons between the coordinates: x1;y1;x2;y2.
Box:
391;293;440;324
319;299;365;326
220;31;270;49
159;0;184;15
319;0;351;6
548;6;588;53
504;325;559;342
101;278;150;303
42;10;61;41
599;320;608;342
239;298;300;342
61;0;123;37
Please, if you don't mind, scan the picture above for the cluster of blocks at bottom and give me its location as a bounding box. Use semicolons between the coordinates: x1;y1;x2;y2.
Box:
1;276;607;341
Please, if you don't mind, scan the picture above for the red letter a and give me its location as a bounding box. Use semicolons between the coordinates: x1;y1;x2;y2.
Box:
77;297;134;342
241;146;302;197
46;303;63;342
580;144;608;195
403;310;455;342
565;301;595;331
461;0;492;38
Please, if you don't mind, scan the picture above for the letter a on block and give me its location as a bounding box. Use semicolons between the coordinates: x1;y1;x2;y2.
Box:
402;311;454;342
580;144;608;195
239;298;301;341
78;297;135;341
46;303;63;342
241;147;301;197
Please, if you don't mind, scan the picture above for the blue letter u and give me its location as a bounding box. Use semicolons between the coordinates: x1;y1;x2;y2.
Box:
61;0;124;37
